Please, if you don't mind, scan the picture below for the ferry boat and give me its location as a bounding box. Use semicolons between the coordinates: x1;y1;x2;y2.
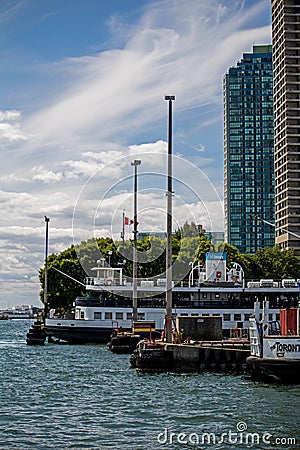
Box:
44;252;300;344
247;302;300;383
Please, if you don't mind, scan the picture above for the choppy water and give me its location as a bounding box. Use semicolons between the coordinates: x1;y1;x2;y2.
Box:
0;320;299;449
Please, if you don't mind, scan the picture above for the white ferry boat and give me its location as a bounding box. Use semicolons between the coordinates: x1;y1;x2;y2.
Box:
44;253;300;344
247;302;300;383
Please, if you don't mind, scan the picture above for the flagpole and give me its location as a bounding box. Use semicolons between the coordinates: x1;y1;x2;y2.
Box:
131;159;141;322
122;209;125;250
43;216;50;322
165;94;175;343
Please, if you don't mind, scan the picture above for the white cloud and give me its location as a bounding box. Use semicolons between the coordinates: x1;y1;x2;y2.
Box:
20;0;271;155
0;110;21;121
0;189;74;225
32;165;63;183
128;140;167;155
0;110;28;143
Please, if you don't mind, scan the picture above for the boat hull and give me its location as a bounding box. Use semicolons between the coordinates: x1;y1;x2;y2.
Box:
45;324;130;344
246;355;300;383
107;334;142;354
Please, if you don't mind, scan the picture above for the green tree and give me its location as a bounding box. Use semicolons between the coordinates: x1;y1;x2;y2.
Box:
40;223;300;312
39;246;86;313
253;246;300;280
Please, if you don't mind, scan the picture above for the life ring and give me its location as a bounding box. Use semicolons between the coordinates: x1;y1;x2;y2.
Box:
106;279;112;286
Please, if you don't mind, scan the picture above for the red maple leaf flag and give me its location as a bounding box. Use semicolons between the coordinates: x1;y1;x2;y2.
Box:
124;217;138;225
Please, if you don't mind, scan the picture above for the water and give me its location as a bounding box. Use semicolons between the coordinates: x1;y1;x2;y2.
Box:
0;320;299;449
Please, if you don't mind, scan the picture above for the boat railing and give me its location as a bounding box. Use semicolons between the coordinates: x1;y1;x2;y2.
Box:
73;296;281;310
85;276;240;288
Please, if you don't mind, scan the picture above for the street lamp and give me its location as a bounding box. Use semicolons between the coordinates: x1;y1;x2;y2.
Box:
43;216;50;321
131;159;141;322
107;250;112;266
164;94;175;343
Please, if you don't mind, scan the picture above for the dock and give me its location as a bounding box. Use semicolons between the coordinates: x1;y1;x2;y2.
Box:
131;339;250;373
130;315;250;373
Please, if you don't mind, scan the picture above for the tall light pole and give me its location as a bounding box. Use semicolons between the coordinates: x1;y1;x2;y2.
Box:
165;94;175;342
131;159;141;322
107;250;112;266
43;216;50;321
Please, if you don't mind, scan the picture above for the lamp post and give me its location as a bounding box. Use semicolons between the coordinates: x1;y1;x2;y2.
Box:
131;159;141;322
165;94;175;343
43;216;50;321
107;250;112;266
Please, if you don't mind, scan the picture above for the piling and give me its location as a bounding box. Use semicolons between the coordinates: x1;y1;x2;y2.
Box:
26;320;46;345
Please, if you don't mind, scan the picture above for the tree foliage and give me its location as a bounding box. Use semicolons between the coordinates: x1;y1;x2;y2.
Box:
39;223;300;312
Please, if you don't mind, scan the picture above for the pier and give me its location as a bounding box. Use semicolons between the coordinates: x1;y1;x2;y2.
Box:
131;339;250;373
130;315;250;373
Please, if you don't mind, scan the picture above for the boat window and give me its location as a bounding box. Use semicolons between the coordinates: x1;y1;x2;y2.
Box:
202;293;207;298
223;314;231;321
116;312;123;320
191;313;199;316
244;314;251;322
276;313;280;321
268;314;273;321
126;312;132;320
137;313;145;320
105;312;112;320
94;312;101;320
215;294;220;298
180;313;188;316
234;313;241;321
80;311;84;319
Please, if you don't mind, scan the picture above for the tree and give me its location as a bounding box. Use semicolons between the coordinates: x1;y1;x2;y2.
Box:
39;222;300;313
39;246;86;313
252;246;300;280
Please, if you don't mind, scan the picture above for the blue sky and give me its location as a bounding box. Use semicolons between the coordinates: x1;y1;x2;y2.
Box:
0;0;271;307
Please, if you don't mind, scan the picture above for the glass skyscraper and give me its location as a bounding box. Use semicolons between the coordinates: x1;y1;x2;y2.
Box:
223;45;275;254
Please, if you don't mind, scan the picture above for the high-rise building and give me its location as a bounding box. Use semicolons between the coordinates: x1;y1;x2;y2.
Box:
223;45;274;254
272;0;300;253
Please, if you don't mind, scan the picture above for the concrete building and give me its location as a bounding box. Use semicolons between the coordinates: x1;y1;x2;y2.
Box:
223;45;275;253
272;0;300;253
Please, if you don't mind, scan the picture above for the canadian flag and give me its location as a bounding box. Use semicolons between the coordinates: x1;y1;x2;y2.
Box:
124;217;139;225
124;216;134;225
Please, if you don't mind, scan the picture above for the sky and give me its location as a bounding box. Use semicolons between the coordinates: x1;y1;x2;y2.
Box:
0;0;272;308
